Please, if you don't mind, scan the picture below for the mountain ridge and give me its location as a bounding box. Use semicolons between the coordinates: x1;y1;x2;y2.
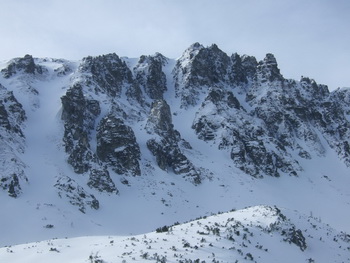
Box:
0;44;349;262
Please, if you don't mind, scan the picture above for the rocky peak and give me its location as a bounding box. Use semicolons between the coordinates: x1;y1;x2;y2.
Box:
241;55;258;80
133;53;167;100
153;52;168;66
173;43;231;107
79;53;133;97
230;53;248;84
190;44;231;85
184;42;204;58
1;54;44;78
256;53;283;82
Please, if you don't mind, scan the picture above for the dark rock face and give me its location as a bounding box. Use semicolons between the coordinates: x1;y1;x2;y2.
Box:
146;100;201;184
241;55;258;81
96;115;141;176
88;169;118;194
230;53;248;84
1;54;44;78
60;83;119;197
146;99;173;135
133;53;167;100
173;43;255;108
173;43;232;107
61;84;100;174
79;53;133;97
255;53;283;82
193;85;301;178
0;84;26;136
55;176;100;213
0;83;27;197
0;174;23;198
283;227;307;251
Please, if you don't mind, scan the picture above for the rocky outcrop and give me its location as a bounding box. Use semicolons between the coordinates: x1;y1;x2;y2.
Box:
173;43;232;108
78;53;133;97
255;53;283;83
61;84;100;174
61;83;119;196
146;99;201;184
0;83;27;197
88;168;118;194
1;54;45;78
55;176;99;213
192;85;301;178
96;114;141;176
133;53;167;100
0;84;26;138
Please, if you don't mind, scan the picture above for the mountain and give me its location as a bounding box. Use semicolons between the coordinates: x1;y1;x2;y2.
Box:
0;43;349;262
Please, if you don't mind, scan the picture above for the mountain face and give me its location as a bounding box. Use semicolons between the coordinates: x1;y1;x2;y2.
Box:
1;45;350;261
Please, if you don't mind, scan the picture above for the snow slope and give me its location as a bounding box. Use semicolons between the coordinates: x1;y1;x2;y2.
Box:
1;206;349;263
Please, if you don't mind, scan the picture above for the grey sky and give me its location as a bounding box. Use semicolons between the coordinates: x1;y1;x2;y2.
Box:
0;0;349;90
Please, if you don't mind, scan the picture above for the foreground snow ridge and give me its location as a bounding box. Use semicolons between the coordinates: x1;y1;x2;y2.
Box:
1;205;349;263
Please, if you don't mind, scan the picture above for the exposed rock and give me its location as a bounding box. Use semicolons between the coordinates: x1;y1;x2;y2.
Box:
192;83;302;177
146;99;201;184
88;168;118;194
96;114;141;176
53;59;73;76
255;53;283;83
61;84;100;174
0;83;27;197
230;53;248;84
145;99;173;135
173;43;232;108
55;176;99;213
1;54;45;78
282;227;307;251
133;53;167;100
241;55;258;80
0;173;25;198
79;53;133;97
0;84;26;137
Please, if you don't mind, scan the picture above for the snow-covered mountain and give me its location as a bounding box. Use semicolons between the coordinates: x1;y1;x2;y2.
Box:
0;43;350;262
2;205;349;263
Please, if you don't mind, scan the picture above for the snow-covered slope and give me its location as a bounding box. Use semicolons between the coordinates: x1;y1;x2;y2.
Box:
0;44;350;262
1;206;349;263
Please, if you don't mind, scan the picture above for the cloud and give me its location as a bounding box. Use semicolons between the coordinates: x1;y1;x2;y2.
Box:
0;0;349;89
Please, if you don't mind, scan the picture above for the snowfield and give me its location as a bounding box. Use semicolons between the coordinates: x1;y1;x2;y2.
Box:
1;205;349;263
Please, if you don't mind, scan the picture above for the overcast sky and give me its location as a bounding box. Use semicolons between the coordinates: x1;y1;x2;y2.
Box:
0;0;349;90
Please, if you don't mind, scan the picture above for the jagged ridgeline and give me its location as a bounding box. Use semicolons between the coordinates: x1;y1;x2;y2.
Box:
1;44;350;211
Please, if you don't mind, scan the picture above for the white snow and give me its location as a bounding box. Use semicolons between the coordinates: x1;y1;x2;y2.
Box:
1;205;349;263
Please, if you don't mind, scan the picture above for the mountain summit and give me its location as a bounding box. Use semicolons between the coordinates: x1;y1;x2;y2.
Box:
0;44;349;261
